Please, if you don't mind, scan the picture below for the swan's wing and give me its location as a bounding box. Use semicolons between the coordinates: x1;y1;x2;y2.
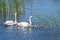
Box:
4;21;14;25
17;22;29;27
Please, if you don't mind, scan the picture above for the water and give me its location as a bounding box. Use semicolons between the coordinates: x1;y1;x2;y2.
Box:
0;0;60;40
0;25;59;40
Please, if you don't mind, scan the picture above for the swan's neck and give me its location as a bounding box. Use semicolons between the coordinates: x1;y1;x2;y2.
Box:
29;18;32;25
15;14;17;24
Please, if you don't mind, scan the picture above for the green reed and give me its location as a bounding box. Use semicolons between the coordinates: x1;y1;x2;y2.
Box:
36;15;50;31
36;11;60;31
0;0;23;22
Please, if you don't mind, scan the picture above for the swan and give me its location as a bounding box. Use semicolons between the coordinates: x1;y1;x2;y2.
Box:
15;12;33;27
4;12;17;26
17;16;33;27
4;20;14;26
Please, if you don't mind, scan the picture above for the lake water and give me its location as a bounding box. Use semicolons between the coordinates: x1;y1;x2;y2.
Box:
0;0;60;40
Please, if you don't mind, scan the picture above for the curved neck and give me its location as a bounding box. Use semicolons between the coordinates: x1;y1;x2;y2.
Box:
29;18;32;25
15;13;17;24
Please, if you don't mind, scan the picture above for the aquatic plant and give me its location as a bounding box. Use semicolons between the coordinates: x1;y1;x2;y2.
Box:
35;15;50;31
0;0;24;22
0;1;2;7
13;0;22;21
0;1;2;20
36;12;60;31
46;15;58;31
2;0;7;22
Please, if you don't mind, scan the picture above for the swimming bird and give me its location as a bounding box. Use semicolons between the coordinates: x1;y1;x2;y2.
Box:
17;16;33;27
4;20;14;26
4;12;17;26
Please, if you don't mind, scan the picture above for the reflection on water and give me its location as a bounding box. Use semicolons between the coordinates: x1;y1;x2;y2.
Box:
4;26;32;40
0;26;58;40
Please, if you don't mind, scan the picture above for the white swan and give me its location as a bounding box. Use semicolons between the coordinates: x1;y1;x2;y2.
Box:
15;12;33;27
17;16;33;27
4;20;14;26
4;12;17;26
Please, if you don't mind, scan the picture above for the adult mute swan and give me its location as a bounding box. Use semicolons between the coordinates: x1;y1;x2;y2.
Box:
4;12;17;26
17;16;33;27
4;20;14;26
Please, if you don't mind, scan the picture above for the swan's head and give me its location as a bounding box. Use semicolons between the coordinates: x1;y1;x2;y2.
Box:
15;12;17;15
29;16;33;19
